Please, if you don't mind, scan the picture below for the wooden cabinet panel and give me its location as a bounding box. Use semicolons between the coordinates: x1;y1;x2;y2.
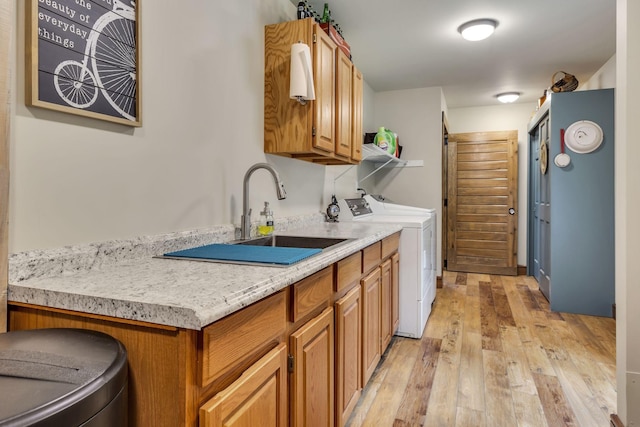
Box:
391;253;400;334
361;268;381;385
380;259;392;351
381;232;400;260
335;49;352;159
351;66;363;162
362;242;381;274
264;18;314;156
199;343;288;427
313;26;336;153
291;266;332;323
201;291;286;387
335;251;362;293
335;285;361;427
9;304;198;427
290;307;335;427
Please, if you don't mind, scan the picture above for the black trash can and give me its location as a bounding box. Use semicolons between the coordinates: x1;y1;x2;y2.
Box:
0;328;128;426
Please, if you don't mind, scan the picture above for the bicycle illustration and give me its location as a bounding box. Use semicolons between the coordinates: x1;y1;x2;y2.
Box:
53;0;137;121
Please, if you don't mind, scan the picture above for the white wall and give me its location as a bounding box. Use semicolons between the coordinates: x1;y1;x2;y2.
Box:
616;0;640;423
581;54;617;90
447;102;536;266
9;0;331;253
369;87;445;275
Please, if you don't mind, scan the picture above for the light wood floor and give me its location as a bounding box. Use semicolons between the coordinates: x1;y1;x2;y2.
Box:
347;271;617;427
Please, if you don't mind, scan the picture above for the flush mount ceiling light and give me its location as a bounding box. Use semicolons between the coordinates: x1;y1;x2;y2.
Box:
496;92;521;103
458;19;498;41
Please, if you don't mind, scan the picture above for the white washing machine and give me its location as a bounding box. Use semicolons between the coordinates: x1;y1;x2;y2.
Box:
338;195;436;338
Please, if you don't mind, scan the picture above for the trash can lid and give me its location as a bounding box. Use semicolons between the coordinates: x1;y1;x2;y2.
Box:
0;328;127;426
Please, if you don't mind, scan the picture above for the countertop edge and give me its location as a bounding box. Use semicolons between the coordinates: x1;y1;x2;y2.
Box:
8;223;402;330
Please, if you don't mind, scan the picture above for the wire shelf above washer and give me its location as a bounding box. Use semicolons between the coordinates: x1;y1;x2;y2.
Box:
358;144;423;183
332;143;423;185
361;144;423;167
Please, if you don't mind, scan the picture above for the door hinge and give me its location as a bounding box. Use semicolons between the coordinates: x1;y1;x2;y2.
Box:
444;198;448;207
312;126;316;137
288;355;294;373
313;33;317;43
443;259;448;268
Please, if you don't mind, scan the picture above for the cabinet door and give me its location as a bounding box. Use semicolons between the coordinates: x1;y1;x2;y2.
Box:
335;285;361;427
351;65;363;162
335;49;352;159
380;259;392;352
290;307;335;427
313;26;336;153
391;253;400;334
199;343;288;427
361;268;381;385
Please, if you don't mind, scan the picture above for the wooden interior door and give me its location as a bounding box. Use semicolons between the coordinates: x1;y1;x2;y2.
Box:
446;131;518;275
0;0;12;333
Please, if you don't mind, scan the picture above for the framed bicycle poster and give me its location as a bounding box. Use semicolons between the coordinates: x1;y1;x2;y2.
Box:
26;0;141;127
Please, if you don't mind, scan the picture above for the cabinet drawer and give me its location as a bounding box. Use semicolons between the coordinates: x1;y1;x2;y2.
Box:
362;241;381;274
291;266;333;323
335;252;362;293
381;232;400;259
200;291;287;387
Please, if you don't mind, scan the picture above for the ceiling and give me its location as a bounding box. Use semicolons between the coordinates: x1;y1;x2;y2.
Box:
299;0;616;108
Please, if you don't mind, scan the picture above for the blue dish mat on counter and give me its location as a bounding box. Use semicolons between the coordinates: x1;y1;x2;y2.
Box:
164;244;322;265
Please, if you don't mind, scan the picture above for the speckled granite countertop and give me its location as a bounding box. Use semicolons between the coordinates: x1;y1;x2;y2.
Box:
8;215;401;330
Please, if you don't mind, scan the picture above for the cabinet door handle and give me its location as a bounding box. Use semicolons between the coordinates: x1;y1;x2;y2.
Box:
509;208;516;215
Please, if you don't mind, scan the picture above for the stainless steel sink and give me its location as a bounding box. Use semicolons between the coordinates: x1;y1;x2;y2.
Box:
234;235;351;250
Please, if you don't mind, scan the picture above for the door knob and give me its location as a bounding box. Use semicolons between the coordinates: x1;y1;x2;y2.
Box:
509;208;516;215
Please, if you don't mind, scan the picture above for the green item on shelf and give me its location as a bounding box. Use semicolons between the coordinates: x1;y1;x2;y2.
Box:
374;126;396;156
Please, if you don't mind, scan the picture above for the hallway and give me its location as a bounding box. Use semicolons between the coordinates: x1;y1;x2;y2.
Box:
347;271;616;426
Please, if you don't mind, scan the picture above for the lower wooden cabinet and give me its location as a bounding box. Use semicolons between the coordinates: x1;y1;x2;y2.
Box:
199;343;288;427
380;259;392;351
361;268;381;386
9;240;400;427
335;285;362;426
392;253;400;334
290;307;335;427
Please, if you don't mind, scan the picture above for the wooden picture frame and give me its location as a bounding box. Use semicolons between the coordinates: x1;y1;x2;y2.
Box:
26;0;141;126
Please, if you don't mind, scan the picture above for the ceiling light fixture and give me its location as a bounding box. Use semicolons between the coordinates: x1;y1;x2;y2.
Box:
458;19;498;41
496;92;521;103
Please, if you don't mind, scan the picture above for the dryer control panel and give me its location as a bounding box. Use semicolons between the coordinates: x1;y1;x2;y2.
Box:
339;198;373;219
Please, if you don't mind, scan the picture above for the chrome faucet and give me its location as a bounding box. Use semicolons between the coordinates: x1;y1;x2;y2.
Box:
241;163;287;240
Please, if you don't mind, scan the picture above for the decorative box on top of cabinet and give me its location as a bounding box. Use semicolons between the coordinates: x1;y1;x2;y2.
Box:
264;17;363;165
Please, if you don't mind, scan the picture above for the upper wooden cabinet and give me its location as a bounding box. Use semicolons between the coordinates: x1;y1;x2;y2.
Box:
351;65;363;162
264;18;362;165
335;49;352;160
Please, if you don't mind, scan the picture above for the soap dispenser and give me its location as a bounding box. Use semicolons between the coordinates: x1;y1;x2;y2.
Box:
258;202;274;236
